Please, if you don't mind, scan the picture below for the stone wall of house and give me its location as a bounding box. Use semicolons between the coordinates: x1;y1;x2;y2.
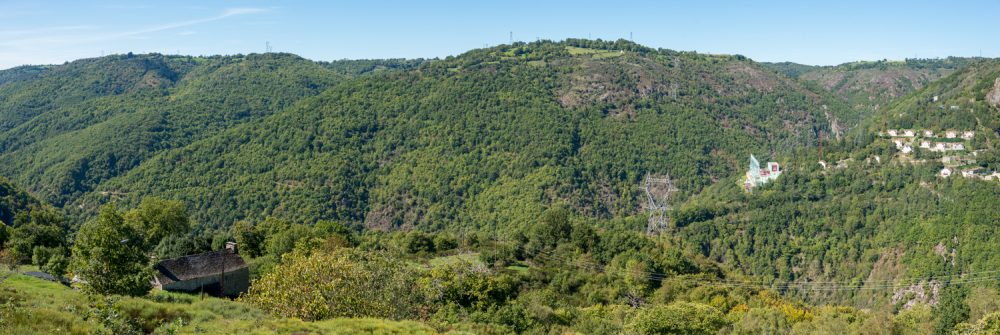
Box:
161;267;250;298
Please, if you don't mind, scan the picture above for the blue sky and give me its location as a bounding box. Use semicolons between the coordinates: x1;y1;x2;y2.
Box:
1;0;997;69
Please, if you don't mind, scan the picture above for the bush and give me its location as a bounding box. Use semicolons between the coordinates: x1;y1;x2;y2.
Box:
241;248;426;321
626;302;727;335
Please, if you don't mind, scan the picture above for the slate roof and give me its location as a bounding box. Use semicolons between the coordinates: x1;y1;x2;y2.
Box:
153;250;248;286
24;271;59;282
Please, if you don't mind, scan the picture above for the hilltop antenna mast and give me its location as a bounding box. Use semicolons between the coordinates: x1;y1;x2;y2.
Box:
630;32;633;41
265;41;272;53
643;173;679;235
509;31;513;44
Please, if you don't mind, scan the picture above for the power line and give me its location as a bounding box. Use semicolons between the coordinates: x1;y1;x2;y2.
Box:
522;245;1000;291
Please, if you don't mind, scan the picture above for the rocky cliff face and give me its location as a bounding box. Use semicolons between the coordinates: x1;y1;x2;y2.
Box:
988;77;1000;109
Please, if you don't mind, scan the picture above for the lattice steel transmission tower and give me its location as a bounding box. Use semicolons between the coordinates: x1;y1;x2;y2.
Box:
643;173;678;235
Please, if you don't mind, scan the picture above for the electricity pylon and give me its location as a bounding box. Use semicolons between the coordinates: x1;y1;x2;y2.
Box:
643;173;678;235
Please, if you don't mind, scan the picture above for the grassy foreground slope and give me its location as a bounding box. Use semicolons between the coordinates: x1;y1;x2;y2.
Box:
0;271;439;335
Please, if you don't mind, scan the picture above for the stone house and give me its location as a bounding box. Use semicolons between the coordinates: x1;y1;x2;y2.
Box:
151;243;249;298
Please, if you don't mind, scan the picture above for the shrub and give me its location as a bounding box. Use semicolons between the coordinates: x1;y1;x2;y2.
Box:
626;302;727;335
241;248;426;321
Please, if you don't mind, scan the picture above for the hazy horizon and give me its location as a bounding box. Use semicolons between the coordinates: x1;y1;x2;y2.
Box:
2;0;998;70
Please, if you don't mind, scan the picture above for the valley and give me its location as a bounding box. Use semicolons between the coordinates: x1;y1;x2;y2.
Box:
1;39;999;334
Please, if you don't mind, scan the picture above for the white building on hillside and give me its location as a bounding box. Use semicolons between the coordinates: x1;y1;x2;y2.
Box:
941;168;953;177
744;155;782;192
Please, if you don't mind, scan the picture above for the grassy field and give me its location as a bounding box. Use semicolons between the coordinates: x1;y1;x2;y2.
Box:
427;252;481;267
565;46;625;59
0;270;444;334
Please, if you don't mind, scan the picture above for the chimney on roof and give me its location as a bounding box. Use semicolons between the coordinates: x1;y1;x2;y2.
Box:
225;242;237;254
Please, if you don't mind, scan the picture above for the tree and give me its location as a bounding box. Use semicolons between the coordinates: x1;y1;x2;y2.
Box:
626;302;726;335
263;223;311;258
71;205;152;296
733;307;789;335
124;197;190;251
241;248;425;321
230;220;263;257
4;207;65;263
422;260;519;310
151;234;194;259
527;206;573;253
934;285;970;335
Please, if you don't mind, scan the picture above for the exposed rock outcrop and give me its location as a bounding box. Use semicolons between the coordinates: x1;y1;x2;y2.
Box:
987;77;1000;109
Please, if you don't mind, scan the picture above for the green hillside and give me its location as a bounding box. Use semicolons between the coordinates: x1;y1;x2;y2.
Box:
0;177;40;225
766;58;975;119
0;54;427;208
79;40;856;229
3;40;1000;334
879;59;1000;132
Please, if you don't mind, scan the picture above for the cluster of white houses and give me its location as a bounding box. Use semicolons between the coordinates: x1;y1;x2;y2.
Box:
892;139;965;153
883;129;974;139
880;128;999;182
884;129;974;154
940;167;1000;181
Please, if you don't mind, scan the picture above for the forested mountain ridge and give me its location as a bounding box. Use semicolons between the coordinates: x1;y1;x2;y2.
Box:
764;58;976;120
879;58;1000;133
0;53;418;207
63;39;860;230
